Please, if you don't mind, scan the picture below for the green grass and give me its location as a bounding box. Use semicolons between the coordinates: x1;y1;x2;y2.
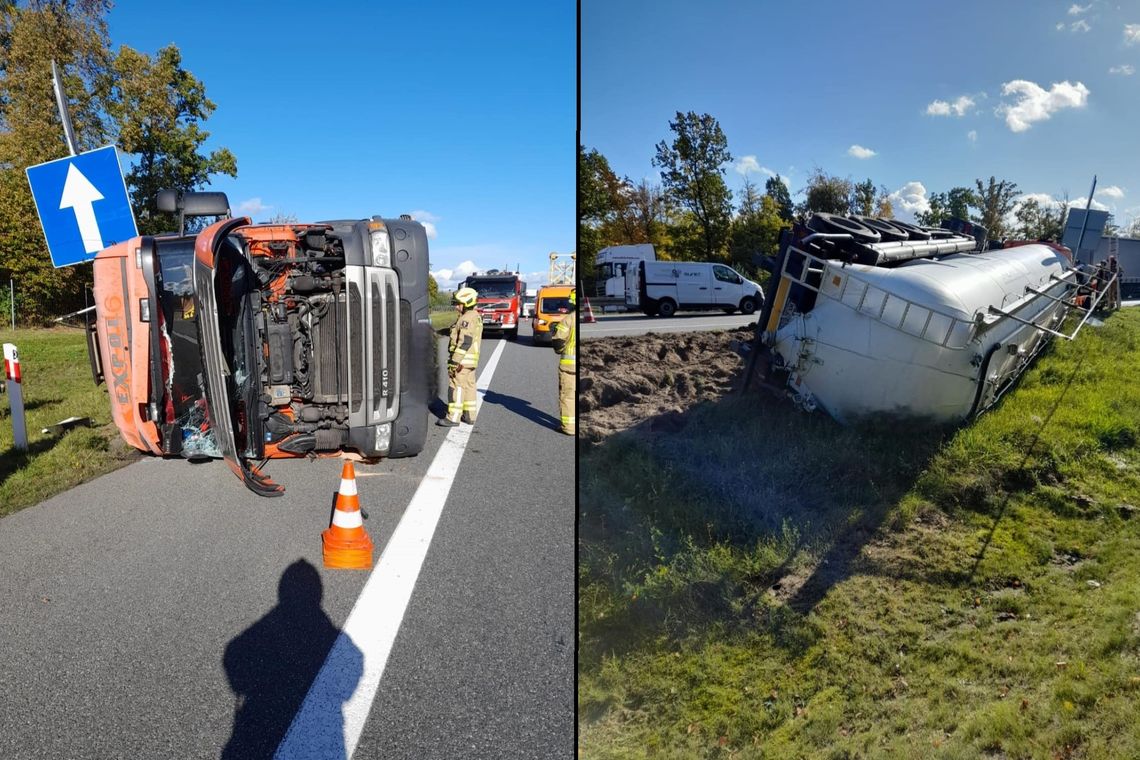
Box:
430;309;458;331
579;308;1140;759
0;327;138;516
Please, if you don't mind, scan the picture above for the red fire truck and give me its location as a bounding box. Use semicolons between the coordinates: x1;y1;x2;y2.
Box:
462;270;526;340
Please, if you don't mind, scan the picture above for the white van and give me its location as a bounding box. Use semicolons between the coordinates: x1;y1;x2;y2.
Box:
626;260;764;317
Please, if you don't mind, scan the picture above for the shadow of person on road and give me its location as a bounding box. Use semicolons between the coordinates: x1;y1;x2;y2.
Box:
480;388;561;429
221;559;362;760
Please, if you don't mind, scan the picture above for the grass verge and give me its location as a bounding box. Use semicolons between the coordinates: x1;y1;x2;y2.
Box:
579;309;1140;759
0;327;138;517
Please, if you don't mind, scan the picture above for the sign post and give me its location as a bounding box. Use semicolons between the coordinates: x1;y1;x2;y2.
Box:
4;343;28;451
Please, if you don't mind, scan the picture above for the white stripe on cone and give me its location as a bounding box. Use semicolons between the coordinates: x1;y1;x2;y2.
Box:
339;478;358;496
332;509;364;529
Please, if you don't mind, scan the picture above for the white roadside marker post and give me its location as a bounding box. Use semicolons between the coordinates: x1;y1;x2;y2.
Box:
3;343;28;450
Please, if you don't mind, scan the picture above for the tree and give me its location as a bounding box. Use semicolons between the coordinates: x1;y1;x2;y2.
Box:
874;185;894;218
1013;197;1064;241
764;174;793;222
973;177;1020;239
916;186;977;227
946;186;977;221
737;178;762;216
577;145;621;291
728;193;787;275
627;177;670;246
851;178;876;217
653;111;734;261
800;168;852;217
106;44;236;236
0;0;112;323
915;191;949;227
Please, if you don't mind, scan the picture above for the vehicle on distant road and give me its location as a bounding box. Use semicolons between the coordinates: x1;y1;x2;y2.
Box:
627;260;764;317
532;284;575;344
464;270;525;339
87;191;432;495
523;288;537;318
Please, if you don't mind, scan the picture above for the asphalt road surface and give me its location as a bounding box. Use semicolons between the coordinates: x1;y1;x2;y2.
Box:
581;311;759;339
0;321;573;760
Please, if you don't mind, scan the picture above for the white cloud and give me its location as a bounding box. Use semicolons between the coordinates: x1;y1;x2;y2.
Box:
1070;19;1091;32
847;144;876;159
408;210;439;239
735;155;777;177
925;95;975;117
1069;3;1091;13
1098;185;1125;199
997;79;1089;132
1109;64;1135;75
430;259;483;290
1056;22;1066;30
1068;196;1111;211
967;129;978;143
237;197;270;216
1125;23;1140;44
887;181;930;222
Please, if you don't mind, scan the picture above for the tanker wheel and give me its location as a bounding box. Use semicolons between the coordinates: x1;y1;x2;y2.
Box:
808;212;881;245
657;299;677;318
740;296;757;315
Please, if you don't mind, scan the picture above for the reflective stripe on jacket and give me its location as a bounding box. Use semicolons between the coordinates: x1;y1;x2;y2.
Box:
449;310;483;368
553;312;576;367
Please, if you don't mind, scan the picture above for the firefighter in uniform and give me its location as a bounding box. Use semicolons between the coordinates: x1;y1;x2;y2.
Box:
550;290;576;435
438;287;483;427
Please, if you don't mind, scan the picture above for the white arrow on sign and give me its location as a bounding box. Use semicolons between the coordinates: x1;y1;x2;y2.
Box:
59;163;105;254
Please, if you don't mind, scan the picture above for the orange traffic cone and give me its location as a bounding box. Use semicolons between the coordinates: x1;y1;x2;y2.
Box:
582;296;597;323
322;460;374;570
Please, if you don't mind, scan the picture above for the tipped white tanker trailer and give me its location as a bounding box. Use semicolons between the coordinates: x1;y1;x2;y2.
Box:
742;213;1119;423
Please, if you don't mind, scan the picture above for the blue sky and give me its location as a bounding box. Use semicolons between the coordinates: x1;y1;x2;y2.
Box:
106;0;574;290
582;0;1140;228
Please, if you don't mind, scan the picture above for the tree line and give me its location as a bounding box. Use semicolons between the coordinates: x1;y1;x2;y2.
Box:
580;110;1094;294
0;0;236;324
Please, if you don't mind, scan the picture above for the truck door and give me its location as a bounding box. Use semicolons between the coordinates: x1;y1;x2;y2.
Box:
713;265;745;306
193;217;284;496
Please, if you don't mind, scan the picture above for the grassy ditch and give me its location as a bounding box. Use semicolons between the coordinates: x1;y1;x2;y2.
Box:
579;309;1140;758
0;327;137;517
430;309;458;331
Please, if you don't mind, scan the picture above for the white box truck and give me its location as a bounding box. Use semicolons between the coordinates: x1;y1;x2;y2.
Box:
626;260;764;317
595;244;656;300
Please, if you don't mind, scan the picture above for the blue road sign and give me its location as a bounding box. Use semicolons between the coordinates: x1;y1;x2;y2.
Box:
25;145;138;268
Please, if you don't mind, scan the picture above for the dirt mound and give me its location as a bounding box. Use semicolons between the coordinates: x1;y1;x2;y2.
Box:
581;327;753;442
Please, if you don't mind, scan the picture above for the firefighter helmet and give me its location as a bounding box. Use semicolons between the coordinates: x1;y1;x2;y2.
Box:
454;287;479;308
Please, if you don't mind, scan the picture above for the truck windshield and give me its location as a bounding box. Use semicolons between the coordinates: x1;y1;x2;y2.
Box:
541;296;572;313
155;238;217;457
468;279;516;298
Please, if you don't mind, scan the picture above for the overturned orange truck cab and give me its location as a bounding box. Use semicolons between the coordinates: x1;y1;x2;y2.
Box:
87;193;432;495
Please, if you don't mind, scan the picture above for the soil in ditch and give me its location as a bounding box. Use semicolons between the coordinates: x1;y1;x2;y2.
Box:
579;327;753;442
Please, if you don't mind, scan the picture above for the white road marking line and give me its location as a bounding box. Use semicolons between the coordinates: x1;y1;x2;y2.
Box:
274;338;508;760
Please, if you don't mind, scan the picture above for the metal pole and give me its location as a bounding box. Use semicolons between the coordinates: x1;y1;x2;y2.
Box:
1073;175;1096;266
51;59;78;156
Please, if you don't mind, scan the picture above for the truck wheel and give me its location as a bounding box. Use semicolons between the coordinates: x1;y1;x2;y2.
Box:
506;326;518;341
740;296;757;315
657;299;677;318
